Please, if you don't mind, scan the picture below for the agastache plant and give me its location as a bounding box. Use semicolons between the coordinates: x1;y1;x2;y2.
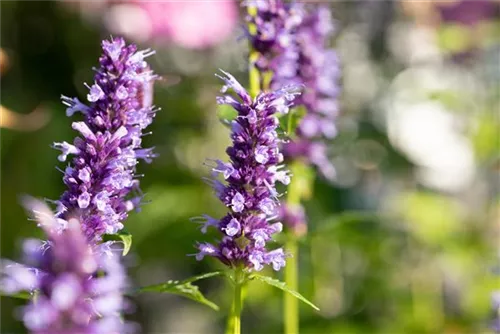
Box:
54;37;158;242
1;198;131;334
246;2;339;334
194;70;299;271
191;69;307;334
0;37;159;334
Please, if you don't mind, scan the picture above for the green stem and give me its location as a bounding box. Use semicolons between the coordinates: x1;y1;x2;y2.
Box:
233;281;242;334
247;5;260;98
226;296;236;334
284;161;302;334
228;268;245;334
226;280;247;334
284;236;299;334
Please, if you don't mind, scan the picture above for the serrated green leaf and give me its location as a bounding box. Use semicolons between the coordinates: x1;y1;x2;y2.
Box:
181;270;225;283
250;274;319;311
138;271;224;310
103;231;132;256
0;291;31;300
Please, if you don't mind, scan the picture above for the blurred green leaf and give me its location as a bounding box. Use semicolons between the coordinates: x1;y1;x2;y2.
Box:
437;24;472;53
250;274;319;311
0;291;31;300
138;271;224;311
103;231;132;256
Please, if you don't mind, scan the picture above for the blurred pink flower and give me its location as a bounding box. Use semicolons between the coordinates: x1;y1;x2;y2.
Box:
105;0;238;49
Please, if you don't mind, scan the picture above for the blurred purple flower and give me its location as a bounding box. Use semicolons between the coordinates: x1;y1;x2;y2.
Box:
247;1;341;180
54;37;158;242
277;4;340;180
1;198;131;334
245;0;305;85
192;70;301;271
276;203;307;237
437;0;499;26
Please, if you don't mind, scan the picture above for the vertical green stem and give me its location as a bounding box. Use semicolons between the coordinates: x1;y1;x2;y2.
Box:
232;281;242;334
228;268;245;334
285;236;299;334
285;161;302;334
226;296;236;334
247;5;260;98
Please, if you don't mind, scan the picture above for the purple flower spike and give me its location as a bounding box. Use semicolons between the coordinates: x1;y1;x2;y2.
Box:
54;37;158;242
247;1;341;180
193;70;300;271
0;198;131;334
274;5;341;180
246;0;305;84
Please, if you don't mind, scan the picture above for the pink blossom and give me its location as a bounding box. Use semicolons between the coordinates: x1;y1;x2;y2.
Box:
105;1;238;49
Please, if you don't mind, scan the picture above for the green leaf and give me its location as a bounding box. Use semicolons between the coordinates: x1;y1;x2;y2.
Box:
0;291;31;300
103;231;132;256
181;271;225;283
138;271;224;311
250;274;319;311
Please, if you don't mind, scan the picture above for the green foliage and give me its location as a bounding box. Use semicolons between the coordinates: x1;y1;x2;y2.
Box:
250;274;319;311
138;271;224;311
103;230;132;256
0;291;31;300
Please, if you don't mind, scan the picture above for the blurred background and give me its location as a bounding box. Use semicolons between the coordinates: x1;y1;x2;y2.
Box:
1;1;499;333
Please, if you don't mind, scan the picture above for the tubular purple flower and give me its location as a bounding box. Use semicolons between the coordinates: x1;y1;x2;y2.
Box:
193;70;300;271
0;198;131;334
54;37;158;242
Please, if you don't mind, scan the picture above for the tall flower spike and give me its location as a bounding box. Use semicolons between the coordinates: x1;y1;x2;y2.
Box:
247;1;340;180
194;70;300;271
54;37;158;241
275;4;341;180
245;0;305;90
0;198;131;334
